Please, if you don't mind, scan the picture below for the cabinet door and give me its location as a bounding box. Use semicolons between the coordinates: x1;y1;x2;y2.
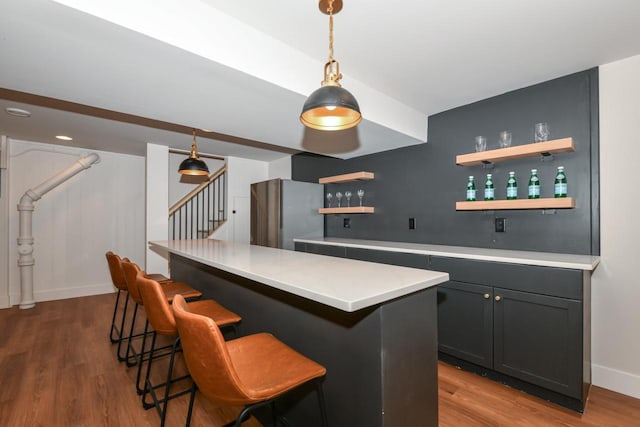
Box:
493;288;582;398
437;281;493;368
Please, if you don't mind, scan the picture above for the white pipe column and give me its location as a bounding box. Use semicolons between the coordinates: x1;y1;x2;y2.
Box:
17;153;100;309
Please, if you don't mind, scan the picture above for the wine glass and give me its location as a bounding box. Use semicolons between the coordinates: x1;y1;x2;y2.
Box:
345;191;352;207
534;122;549;142
335;191;343;208
498;131;512;148
326;193;332;208
357;189;364;206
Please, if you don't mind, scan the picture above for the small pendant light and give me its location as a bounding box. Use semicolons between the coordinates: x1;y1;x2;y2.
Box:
178;129;209;176
300;0;362;131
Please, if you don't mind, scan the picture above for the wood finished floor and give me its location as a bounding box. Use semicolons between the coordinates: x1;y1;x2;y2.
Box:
1;293;639;426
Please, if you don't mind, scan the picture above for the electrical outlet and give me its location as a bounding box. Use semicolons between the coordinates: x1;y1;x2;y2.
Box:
343;218;351;228
409;217;416;230
495;217;506;232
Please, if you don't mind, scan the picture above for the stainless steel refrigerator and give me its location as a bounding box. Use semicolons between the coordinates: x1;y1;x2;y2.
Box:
250;179;323;250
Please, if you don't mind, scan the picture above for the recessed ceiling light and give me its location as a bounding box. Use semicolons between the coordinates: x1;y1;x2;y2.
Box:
5;107;32;118
55;135;73;141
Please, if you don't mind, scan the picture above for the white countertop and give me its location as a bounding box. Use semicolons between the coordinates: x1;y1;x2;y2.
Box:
294;237;601;271
150;239;449;312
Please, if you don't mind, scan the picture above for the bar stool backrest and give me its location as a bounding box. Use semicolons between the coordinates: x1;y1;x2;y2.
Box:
136;271;177;336
121;260;144;305
105;251;128;291
172;295;253;406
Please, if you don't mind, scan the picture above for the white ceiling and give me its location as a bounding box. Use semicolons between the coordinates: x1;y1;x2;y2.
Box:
1;0;640;160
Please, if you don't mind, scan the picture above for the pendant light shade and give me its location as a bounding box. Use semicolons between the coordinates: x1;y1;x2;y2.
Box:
300;0;361;131
301;84;361;131
179;130;209;176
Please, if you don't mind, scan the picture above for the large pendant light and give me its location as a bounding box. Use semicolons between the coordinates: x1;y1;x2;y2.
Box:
178;129;209;176
300;0;362;131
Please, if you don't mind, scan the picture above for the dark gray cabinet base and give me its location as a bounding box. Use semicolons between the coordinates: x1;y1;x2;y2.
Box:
295;243;592;412
433;256;591;412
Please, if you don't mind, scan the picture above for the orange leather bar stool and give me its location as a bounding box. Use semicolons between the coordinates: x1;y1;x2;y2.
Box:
172;294;328;427
137;272;241;426
120;260;202;390
105;251;131;344
106;252;171;352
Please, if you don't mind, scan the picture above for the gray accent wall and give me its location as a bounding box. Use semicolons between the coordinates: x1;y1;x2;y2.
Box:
292;69;599;255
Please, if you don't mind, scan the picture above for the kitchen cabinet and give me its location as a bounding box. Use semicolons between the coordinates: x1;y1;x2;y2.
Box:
438;280;582;398
432;256;588;409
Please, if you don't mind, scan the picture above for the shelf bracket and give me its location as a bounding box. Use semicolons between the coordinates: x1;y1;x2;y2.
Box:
542;209;557;215
540;152;554;162
482;161;495;170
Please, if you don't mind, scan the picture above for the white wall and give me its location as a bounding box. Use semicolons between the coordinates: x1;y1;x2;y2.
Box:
593;54;640;398
5;139;145;306
146;144;170;276
268;155;292;180
211;156;271;243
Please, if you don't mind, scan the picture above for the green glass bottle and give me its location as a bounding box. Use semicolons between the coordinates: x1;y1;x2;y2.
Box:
484;174;494;201
554;166;567;198
506;171;517;200
528;169;540;199
466;176;476;201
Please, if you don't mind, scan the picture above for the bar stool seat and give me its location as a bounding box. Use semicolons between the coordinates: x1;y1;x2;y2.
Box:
145;273;173;284
172;294;328;427
226;333;327;402
159;282;202;303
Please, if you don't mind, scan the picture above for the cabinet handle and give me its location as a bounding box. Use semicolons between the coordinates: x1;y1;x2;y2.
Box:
483;293;491;299
495;295;502;302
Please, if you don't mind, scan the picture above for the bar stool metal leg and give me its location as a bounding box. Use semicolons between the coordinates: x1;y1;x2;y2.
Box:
109;289;125;343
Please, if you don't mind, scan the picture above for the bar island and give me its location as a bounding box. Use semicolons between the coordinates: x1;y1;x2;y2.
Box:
150;239;449;426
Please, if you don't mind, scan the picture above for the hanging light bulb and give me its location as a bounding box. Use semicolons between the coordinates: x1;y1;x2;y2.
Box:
178;129;209;176
300;0;361;131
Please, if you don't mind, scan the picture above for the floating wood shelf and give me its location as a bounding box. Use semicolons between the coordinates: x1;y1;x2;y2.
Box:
319;206;375;214
456;197;575;211
456;138;574;166
319;171;375;184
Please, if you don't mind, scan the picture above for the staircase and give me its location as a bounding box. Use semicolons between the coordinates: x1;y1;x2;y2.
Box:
169;164;227;239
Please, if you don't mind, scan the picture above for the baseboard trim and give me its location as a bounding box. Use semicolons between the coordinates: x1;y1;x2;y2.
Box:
7;283;115;308
593;363;640;399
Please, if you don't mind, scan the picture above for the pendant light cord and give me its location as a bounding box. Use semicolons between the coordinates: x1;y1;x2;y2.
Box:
328;0;334;63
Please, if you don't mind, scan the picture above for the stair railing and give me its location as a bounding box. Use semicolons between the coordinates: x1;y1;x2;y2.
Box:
169;164;227;240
